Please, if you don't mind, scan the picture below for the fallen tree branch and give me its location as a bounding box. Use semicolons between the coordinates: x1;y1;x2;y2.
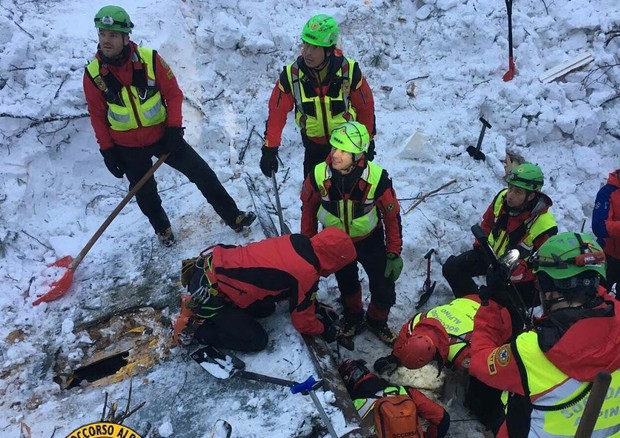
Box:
404;179;457;215
0;112;89;128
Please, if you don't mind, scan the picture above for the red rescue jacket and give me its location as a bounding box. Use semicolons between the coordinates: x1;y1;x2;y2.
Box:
210;228;356;336
83;41;183;150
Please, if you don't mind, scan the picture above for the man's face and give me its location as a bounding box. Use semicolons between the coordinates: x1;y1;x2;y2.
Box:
505;185;533;209
331;147;354;173
98;29;128;58
302;42;328;68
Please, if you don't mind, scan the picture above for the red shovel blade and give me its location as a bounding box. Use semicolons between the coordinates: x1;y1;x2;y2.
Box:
32;255;75;306
503;57;516;81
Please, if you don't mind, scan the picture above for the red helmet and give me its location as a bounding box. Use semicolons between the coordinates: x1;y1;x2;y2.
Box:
394;334;436;369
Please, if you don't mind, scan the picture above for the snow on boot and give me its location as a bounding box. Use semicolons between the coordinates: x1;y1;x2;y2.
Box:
341;312;366;338
229;211;256;232
366;317;397;346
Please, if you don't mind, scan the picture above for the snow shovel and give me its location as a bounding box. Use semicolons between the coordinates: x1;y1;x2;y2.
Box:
271;171;291;235
33;153;170;305
192;345;339;438
466;117;491;162
416;249;436;309
502;0;515;81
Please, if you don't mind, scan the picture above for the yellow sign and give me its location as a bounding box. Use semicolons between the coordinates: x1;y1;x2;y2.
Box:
65;422;143;438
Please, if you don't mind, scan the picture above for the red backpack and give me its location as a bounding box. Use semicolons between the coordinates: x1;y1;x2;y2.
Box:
374;394;423;438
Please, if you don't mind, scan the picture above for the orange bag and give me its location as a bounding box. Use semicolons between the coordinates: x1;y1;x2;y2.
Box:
374;394;423;438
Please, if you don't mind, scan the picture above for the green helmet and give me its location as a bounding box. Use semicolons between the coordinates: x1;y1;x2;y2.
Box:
94;5;133;33
504;163;544;191
532;232;606;281
330;122;370;155
301;14;339;48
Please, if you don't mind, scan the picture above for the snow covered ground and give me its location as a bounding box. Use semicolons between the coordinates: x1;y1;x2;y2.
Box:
1;0;619;436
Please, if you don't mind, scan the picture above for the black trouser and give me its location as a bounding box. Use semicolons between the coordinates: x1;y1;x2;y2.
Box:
301;135;331;178
192;297;274;352
116;139;240;233
443;248;539;335
466;375;504;433
336;227;396;322
603;253;620;297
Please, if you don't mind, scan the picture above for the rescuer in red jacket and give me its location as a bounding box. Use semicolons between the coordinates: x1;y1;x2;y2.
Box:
260;14;376;178
84;6;254;246
173;227;357;351
470;232;620;437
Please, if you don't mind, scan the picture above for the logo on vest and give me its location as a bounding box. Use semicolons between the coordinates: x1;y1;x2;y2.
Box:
94;76;108;92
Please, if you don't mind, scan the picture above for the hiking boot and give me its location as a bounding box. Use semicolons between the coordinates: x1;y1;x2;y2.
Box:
157;227;175;246
173;294;204;346
341;312;366;338
229;211;257;232
366;318;397;346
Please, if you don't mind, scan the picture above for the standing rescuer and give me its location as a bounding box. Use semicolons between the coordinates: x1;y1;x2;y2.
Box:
470;232;620;437
84;6;255;246
300;121;403;345
261;14;376;178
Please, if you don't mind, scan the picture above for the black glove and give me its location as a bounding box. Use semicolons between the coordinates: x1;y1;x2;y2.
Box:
366;139;376;161
373;354;400;375
486;265;507;292
478;265;507;304
161;126;185;154
260;146;279;177
100;147;124;178
316;301;339;324
322;322;340;343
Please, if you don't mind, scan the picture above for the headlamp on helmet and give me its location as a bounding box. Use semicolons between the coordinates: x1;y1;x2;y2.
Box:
505;163;544;192
532;232;606;282
94;5;134;33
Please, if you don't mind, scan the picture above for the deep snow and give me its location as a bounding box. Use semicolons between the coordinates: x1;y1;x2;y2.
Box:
1;0;619;436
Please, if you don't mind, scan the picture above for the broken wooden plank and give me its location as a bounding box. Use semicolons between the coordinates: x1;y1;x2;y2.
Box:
539;52;593;83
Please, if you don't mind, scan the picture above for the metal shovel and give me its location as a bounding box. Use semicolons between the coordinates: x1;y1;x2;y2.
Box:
466;117;492;161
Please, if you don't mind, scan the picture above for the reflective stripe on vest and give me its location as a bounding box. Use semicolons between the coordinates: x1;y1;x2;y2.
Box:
488;189;557;257
514;331;620;437
313;162;381;237
286;57;357;138
411;297;479;365
86;47;167;132
353;386;410;427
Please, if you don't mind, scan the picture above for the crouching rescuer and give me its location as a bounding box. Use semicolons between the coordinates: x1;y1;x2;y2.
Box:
469;232;620;437
339;359;450;438
173;227;357;351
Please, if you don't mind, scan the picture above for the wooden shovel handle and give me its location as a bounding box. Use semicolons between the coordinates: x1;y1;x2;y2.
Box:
69;153;170;270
